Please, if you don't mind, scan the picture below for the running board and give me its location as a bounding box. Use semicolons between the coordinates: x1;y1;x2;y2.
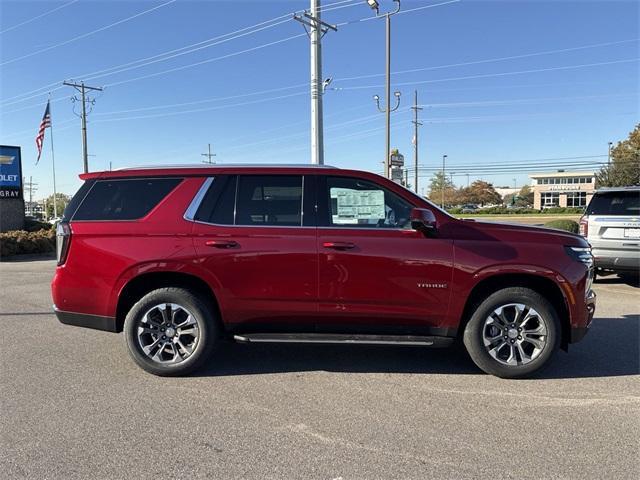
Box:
233;333;454;347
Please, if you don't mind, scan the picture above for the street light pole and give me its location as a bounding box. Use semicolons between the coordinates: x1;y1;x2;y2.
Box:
368;0;401;178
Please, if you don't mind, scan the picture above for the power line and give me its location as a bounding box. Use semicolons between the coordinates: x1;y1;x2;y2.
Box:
1;0;178;66
339;58;640;90
0;0;80;35
103;33;308;88
336;38;640;82
0;0;357;106
0;0;453;105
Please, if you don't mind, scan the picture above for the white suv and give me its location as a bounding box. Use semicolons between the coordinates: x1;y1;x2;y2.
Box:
580;187;640;276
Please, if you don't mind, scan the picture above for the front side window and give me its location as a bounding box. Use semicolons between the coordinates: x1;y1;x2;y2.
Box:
322;176;413;229
73;178;182;221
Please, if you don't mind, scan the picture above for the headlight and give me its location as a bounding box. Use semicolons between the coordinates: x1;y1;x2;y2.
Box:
564;246;593;268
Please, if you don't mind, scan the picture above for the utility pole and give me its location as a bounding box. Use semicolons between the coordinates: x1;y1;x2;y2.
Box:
23;176;38;216
608;141;613;165
294;0;337;165
442;154;447;208
410;90;422;194
466;173;470;187
63;80;103;173
369;0;401;178
201;143;216;164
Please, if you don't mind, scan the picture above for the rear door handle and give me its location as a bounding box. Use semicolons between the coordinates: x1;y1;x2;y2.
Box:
322;241;356;250
205;240;239;248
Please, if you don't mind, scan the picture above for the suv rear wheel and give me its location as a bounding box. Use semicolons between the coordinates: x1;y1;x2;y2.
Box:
463;287;560;378
123;287;219;376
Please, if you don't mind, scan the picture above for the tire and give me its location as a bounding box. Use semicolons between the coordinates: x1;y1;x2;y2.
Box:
463;287;560;378
123;287;219;376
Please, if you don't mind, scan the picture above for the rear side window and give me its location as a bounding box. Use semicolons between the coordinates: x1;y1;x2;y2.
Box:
72;178;182;221
586;191;640;216
195;175;236;225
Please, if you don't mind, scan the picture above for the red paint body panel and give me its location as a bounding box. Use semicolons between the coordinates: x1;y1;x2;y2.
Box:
317;227;454;332
52;166;595;341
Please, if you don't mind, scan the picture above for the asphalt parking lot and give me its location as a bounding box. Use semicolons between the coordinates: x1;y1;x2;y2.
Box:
0;258;638;480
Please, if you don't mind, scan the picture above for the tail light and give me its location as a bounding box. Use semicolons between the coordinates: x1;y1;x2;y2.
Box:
579;216;588;237
56;222;71;265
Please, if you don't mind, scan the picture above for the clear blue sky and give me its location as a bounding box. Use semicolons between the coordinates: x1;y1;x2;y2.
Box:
1;0;638;198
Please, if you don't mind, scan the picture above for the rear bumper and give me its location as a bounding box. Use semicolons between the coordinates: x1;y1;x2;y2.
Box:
593;248;640;272
570;289;596;344
54;306;117;333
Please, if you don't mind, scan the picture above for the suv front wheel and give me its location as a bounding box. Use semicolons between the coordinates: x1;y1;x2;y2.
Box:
123;287;219;376
463;287;560;378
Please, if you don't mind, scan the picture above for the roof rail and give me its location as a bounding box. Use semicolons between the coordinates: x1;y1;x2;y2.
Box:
115;163;338;171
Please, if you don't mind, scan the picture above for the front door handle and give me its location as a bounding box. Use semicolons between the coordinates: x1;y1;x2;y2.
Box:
322;241;356;250
205;240;239;249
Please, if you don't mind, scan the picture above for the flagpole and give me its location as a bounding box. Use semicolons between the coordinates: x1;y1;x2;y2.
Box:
48;94;58;219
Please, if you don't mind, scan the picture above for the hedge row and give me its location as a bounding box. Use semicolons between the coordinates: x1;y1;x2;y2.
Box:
543;219;580;234
448;206;584;215
0;229;56;258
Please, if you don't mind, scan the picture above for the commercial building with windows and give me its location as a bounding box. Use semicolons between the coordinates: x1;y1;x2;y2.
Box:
529;171;596;209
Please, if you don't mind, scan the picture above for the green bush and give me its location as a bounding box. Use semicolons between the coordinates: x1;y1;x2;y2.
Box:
0;229;56;258
542;207;584;214
447;207;462;214
544;219;579;233
24;217;54;232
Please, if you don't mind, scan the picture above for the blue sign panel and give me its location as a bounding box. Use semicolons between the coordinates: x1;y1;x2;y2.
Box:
0;145;23;199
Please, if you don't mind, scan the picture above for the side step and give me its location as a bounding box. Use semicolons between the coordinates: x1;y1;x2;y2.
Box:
233;333;454;348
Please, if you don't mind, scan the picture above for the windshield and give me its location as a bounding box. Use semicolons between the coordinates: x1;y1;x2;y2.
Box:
586;191;640;216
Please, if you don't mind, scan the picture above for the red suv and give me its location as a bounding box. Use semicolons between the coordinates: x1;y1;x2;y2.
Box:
52;165;596;378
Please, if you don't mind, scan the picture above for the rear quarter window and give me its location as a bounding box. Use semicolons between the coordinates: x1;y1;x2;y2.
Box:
72;178;182;221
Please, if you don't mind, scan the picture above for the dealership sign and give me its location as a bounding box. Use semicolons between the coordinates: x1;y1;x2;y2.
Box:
547;185;581;192
0;145;23;199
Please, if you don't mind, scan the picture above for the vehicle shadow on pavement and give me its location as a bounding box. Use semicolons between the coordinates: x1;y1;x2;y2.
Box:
196;315;639;379
536;315;639;380
596;274;640;288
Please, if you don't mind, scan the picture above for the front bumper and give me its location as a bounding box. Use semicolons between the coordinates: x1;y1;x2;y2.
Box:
54;306;118;333
570;289;596;343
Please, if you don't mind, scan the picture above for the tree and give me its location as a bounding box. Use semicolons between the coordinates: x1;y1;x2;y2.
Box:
596;124;640;187
504;185;534;206
518;184;534;206
427;172;457;206
458;180;502;206
44;193;71;219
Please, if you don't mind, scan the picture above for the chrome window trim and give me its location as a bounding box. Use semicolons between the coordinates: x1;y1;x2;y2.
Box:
183;177;214;221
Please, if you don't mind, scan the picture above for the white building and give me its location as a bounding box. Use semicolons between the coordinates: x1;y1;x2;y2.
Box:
529;171;596;209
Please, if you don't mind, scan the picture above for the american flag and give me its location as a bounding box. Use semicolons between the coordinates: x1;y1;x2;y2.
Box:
35;100;51;164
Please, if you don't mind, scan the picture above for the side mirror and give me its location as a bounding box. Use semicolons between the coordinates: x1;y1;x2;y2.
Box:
410;208;438;235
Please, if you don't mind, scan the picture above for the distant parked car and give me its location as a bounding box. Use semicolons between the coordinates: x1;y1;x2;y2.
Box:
461;204;478;213
579;186;640;276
